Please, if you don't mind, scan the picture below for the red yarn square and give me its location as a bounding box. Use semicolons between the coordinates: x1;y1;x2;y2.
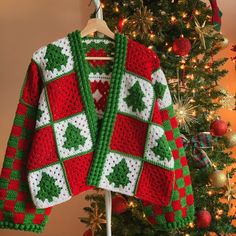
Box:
0;168;11;179
178;187;186;198
186;194;194;205
5;146;16;158
27;126;59;171
172;200;181;211
16;103;28;116
136;162;174;205
8;180;20;191
110;114;148;157
33;214;45;224
63;152;94;195
13;212;25;224
47;72;84;121
11;125;22;137
4;200;16;211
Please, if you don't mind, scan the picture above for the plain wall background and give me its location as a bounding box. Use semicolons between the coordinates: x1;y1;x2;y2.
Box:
0;1;235;236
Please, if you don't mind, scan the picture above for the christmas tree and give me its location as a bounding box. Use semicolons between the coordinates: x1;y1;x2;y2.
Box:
81;0;236;235
123;81;146;112
36;172;62;203
44;44;69;72
106;159;131;188
63;123;87;150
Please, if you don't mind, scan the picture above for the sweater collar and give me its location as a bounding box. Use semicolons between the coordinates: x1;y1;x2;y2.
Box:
68;29;128;177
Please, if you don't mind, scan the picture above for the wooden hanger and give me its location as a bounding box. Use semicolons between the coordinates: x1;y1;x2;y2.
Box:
81;1;115;61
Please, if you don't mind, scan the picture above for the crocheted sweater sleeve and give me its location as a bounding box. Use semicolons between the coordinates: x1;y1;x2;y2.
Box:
0;58;51;233
142;50;195;230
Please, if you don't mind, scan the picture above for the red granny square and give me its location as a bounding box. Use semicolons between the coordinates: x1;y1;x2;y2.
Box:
47;72;84;121
136;162;174;205
63;152;94;195
110;114;148;157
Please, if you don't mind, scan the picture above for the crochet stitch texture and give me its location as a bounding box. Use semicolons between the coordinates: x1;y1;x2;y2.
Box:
0;29;194;232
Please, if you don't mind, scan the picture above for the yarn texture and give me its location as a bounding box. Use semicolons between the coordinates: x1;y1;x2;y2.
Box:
0;29;194;232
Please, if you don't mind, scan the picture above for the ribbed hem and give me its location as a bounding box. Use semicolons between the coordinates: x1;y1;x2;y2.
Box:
0;221;45;233
158;215;195;231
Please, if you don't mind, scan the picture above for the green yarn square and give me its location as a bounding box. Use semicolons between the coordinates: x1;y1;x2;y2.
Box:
174;159;182;169
0;200;4;209
0;178;10;189
162;120;172;131
173;128;180;139
15;202;26;212
178;147;186;158
3;211;14;221
144;205;153;216
16;150;25;158
156;215;166;225
183;166;190;176
180;197;187;207
3;158;14;169
6;190;17;200
174;209;182;219
10;170;21;179
186;185;193;195
8;136;18;148
14;114;25;127
171;190;180;201
24;214;35;224
176;178;185;188
21;128;33;139
168;140;177;151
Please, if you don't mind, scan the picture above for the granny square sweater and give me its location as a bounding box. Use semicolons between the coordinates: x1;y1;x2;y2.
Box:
0;29;194;233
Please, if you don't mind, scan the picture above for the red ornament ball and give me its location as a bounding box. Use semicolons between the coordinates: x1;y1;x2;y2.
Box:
210;119;228;136
118;17;126;33
197;210;212;228
112;195;128;214
83;229;92;236
173;36;191;56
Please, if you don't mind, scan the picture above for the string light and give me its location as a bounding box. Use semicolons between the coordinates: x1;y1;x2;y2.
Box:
101;3;105;8
194;10;201;15
180;64;185;70
189;222;195;228
186;22;191;28
148;45;154;49
170;16;177;24
150;33;155;40
192;58;197;63
132;31;137;38
129;201;135;208
217;209;223;215
215;215;221;220
208;191;213;196
168;47;173;52
114;6;119;12
182;12;188;18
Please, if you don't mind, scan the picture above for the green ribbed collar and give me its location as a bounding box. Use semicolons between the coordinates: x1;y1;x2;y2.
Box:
68;29;128;187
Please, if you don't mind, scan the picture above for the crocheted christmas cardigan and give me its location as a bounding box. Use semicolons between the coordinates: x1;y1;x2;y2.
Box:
0;29;194;233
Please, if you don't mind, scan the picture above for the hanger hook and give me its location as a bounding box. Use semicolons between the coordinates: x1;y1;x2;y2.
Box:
89;0;103;19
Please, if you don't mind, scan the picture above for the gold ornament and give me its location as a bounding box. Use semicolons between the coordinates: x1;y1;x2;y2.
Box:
173;96;198;131
80;203;106;234
125;1;155;39
194;16;215;49
209;170;227;188
225;131;236;148
217;35;229;49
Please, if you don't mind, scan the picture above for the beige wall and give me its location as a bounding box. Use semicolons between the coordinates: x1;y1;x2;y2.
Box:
0;1;235;236
0;1;94;236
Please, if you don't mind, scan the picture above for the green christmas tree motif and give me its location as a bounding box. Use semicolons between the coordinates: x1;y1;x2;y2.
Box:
106;159;131;188
151;135;172;161
36;172;62;202
153;81;167;100
63;123;87;150
44;44;68;72
123;81;146;112
36;108;44;122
